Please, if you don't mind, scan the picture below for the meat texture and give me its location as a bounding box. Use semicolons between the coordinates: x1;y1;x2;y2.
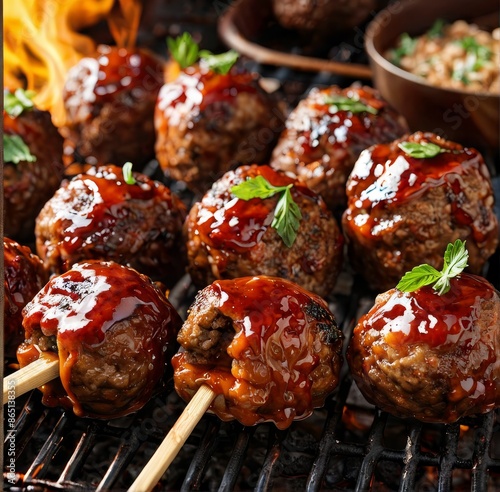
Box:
63;45;164;167
155;63;284;193
35;164;187;287
342;132;499;292
17;260;182;419
347;274;500;423
4;104;64;241
4;238;48;359
173;276;343;429
185;164;343;297
270;84;408;211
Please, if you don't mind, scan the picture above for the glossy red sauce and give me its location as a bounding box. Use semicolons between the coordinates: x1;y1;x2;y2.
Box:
173;276;341;429
192;165;317;253
346;132;493;241
45;164;170;255
4;110;42;144
156;63;258;123
362;274;496;350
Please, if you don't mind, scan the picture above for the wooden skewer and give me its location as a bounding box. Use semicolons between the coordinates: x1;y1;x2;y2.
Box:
128;385;216;492
3;357;59;404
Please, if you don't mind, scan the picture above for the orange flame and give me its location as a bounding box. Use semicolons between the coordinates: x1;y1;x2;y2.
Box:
4;0;142;127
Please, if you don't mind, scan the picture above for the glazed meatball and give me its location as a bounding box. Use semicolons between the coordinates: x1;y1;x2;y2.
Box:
155;63;284;193
62;45;164;167
342;132;499;292
35;164;187;286
347;273;500;423
17;260;183;419
172;276;343;429
270;84;408;210
4;237;48;359
185;164;343;297
4;98;64;241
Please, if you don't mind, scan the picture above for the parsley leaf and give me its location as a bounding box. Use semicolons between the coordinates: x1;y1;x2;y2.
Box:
199;49;239;75
398;141;446;159
389;33;417;66
231;175;302;247
397;239;469;295
427;19;445;38
4;88;35;117
167;32;200;69
122;162;136;185
323;94;378;115
3;134;37;164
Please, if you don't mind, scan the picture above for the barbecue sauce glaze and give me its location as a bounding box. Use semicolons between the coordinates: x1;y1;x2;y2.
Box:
173;276;343;429
348;273;500;423
18;260;182;419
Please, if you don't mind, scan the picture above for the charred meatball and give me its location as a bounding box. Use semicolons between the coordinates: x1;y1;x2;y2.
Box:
173;276;343;429
347;273;500;423
17;260;182;419
270;84;408;210
4;237;48;359
4;92;64;241
62;45;164;167
35;164;187;286
342;132;499;292
185;164;343;297
155;63;284;193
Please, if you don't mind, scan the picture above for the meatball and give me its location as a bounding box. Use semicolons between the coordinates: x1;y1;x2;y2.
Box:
17;260;183;419
154;63;284;193
185;164;343;297
342;132;499;292
270;84;408;210
4;237;48;359
347;273;500;423
62;45;164;167
35;164;187;286
4;100;64;241
172;276;343;429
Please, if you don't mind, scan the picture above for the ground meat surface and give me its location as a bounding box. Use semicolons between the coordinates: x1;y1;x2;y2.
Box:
185;164;343;297
62;45;164;167
347;274;500;423
4;238;48;359
4;107;64;242
270;84;408;211
17;260;182;419
155;63;284;194
342;131;499;292
173;276;343;429
35;164;187;287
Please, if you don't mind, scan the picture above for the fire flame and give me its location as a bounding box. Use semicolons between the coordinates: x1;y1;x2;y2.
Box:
4;0;142;127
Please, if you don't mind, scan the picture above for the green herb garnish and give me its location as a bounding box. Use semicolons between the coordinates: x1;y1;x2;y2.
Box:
390;32;417;66
398;141;446;159
199;49;239;75
324;94;378;115
4;88;36;117
3;134;37;164
167;32;200;69
122;162;136;185
397;239;469;295
427;19;445;38
231;175;302;248
167;33;239;74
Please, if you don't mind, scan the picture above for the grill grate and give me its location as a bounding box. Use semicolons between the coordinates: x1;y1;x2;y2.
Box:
4;36;500;492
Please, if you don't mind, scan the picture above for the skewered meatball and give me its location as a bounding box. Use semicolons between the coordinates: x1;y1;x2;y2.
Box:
347;273;500;423
270;84;408;210
173;276;343;430
185;164;343;297
4;98;64;241
62;45;164;167
35;164;187;286
155;63;284;193
17;260;182;419
342;132;499;292
4;237;48;359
